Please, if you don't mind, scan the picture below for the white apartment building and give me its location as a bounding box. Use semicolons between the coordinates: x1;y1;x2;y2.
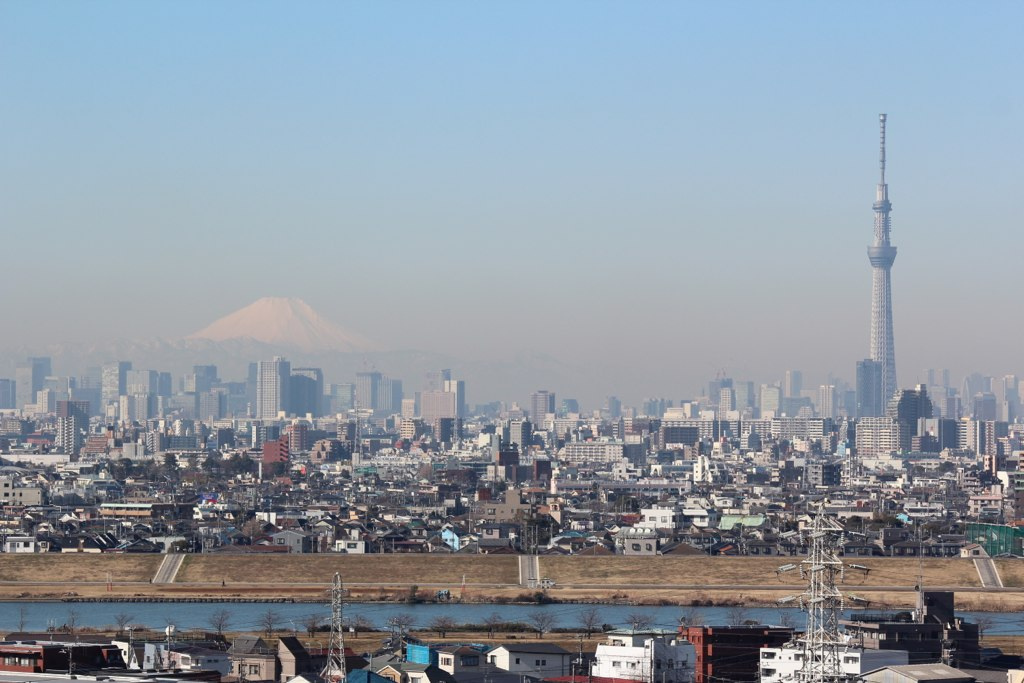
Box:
759;644;908;683
592;630;695;683
637;503;682;531
856;417;901;457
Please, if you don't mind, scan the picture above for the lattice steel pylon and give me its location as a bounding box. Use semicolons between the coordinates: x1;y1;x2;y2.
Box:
795;508;847;683
322;573;347;682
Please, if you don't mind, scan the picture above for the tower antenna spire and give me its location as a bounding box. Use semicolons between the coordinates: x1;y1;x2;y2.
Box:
879;113;887;185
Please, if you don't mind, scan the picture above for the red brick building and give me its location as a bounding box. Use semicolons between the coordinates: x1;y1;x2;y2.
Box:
681;625;793;683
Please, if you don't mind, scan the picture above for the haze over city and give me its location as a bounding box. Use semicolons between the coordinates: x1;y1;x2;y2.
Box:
3;2;1022;402
8;6;1024;683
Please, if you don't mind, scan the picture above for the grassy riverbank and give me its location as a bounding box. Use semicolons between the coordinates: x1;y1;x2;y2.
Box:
1;554;1016;610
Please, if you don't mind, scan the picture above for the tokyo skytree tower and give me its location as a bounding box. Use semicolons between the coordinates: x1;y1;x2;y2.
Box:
868;113;898;402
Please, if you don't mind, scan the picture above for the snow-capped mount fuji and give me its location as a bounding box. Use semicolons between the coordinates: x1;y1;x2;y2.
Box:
187;297;373;353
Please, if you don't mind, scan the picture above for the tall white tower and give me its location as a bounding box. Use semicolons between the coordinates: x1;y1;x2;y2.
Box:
868;114;898;403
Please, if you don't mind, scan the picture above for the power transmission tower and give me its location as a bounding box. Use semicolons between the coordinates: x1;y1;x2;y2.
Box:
322;573;347;681
779;506;853;683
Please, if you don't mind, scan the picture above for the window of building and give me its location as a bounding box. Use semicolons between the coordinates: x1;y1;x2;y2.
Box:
515;658;520;665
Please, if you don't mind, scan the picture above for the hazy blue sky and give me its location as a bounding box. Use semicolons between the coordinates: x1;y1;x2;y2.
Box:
2;2;1022;398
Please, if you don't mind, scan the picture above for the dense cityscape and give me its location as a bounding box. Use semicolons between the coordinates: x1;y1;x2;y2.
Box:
1;117;1023;683
4;2;1023;683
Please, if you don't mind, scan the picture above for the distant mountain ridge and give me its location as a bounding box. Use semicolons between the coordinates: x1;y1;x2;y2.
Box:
0;298;598;403
187;297;374;353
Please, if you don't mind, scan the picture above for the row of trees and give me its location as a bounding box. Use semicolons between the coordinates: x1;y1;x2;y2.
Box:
63;605;743;640
42;605;1003;642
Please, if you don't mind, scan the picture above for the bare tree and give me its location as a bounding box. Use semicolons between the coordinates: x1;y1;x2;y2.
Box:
578;607;603;639
527;612;556;638
726;606;749;626
430;616;458;638
302;614;323;637
387;613;415;636
348;615;374;637
208;609;232;635
627;612;654;633
66;609;80;634
974;614;994;642
483;612;504;639
260;609;281;637
678;608;705;628
17;605;28;632
114;613;134;635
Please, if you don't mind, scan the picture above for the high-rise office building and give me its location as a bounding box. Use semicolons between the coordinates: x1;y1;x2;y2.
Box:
734;382;754;413
191;365;218;394
0;379;15;409
426;369;452;392
421;390;457;423
819;385;836;420
972;392;997;422
256;356;290;419
718;387;736;418
605;395;622;419
198;389;227;421
56;399;90;455
290;367;324;417
868;114;898;402
759;384;781;417
856;359;884;418
15;357;51;410
127;370;159;396
783;370;803;399
356;371;382;412
444;379;466;419
887;384;933;452
327;383;355;414
530;390;555;427
379;378;403;415
505;418;533;451
101;361;132;410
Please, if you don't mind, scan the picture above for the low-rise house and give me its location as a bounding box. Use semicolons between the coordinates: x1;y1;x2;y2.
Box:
229;636;278;682
2;535;48;553
271;529;314;554
615;527;660;555
487;643;572;679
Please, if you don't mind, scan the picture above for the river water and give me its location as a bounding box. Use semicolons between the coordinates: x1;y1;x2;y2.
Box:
2;602;1020;636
